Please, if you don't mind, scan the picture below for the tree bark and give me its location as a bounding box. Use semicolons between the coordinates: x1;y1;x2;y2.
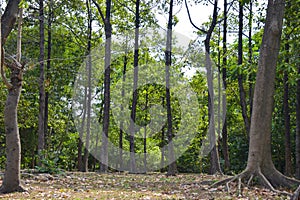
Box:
0;1;25;193
98;0;112;173
44;0;53;151
184;0;222;175
165;0;177;176
119;54;127;171
238;2;250;136
283;65;292;176
129;0;140;174
82;0;93;172
214;0;300;191
248;1;254;118
222;0;230;171
221;0;230;172
37;0;46;166
205;0;222;175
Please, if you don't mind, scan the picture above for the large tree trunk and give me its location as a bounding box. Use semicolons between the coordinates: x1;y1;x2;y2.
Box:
37;0;46;166
0;2;25;193
165;0;177;176
215;0;300;192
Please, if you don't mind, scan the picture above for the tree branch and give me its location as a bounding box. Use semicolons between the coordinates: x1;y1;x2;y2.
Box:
91;0;105;25
184;0;207;34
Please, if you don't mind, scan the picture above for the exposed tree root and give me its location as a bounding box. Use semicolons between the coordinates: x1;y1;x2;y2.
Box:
211;168;300;198
0;185;27;194
291;185;300;200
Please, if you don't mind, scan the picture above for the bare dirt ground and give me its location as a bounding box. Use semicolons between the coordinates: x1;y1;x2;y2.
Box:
0;172;292;199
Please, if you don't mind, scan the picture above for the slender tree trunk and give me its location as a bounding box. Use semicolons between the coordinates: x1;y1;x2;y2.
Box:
160;97;165;172
119;54;127;171
143;91;148;173
37;0;46;166
296;62;300;179
0;3;25;193
78;82;87;171
283;43;292;176
99;0;112;173
82;0;93;172
205;0;222;175
165;0;177;176
221;0;230;172
237;2;250;136
129;0;140;173
184;0;221;175
44;0;53;150
248;1;254;118
283;72;292;175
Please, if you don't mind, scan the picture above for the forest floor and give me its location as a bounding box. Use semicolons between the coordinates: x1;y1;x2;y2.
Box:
0;171;293;199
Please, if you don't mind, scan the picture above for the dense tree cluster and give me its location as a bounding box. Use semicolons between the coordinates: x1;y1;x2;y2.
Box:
0;0;299;194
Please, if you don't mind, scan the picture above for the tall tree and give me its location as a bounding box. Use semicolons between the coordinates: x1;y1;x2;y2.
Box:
92;0;112;173
165;0;177;176
237;1;250;136
221;0;230;172
0;0;25;193
215;0;300;192
37;0;46;166
44;0;53;151
185;0;222;175
129;0;140;174
283;41;292;176
82;0;93;172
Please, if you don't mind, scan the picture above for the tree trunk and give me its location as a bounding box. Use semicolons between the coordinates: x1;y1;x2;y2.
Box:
221;0;230;172
0;2;25;193
184;0;222;175
44;0;53;150
129;0;140;174
78;80;87;171
82;0;93;172
143;91;148;173
238;2;250;136
99;0;112;173
283;68;292;176
214;0;300;191
160;97;165;172
165;0;177;176
38;0;46;166
205;0;222;175
248;1;254;118
119;54;127;171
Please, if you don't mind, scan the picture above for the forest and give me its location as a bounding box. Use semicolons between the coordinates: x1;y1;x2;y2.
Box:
0;0;300;199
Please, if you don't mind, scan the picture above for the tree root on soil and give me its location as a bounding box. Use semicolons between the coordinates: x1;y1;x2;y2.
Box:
211;168;300;198
0;185;27;194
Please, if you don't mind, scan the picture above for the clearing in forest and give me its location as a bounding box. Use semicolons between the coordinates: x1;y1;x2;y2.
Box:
0;172;291;199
